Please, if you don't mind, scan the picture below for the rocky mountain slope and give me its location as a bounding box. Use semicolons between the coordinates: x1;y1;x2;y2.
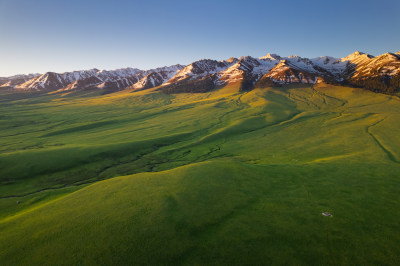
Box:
0;73;40;89
1;51;399;94
344;52;400;93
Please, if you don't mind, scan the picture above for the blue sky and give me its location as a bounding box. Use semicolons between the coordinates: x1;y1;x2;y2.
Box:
0;0;399;76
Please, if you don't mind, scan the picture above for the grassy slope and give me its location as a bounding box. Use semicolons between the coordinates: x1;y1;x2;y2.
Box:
0;84;400;265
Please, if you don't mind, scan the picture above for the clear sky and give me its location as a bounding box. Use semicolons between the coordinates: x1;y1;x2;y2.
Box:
0;0;399;76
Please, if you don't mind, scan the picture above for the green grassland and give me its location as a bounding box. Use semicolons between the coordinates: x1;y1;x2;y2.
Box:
0;83;400;265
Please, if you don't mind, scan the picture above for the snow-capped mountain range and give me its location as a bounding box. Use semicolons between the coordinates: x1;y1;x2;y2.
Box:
1;51;399;94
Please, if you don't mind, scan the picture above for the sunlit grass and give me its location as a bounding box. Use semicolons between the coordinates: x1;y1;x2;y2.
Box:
0;84;399;264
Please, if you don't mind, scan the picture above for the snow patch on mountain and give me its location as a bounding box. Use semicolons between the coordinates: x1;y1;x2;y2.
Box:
163;60;233;85
132;65;184;90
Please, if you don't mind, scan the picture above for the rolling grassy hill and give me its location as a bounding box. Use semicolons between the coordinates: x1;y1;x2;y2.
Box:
1;83;400;265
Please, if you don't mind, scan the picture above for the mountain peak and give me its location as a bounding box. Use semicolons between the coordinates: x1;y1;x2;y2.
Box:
224;57;238;63
342;51;374;62
345;51;364;59
373;52;400;61
260;53;281;60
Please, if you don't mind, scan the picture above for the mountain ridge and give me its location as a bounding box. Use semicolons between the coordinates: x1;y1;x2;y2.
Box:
1;51;399;94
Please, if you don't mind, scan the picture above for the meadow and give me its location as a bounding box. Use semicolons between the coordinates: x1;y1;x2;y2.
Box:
0;83;400;265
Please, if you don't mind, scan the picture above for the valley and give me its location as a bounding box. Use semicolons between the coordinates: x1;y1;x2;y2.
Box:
1;83;400;264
